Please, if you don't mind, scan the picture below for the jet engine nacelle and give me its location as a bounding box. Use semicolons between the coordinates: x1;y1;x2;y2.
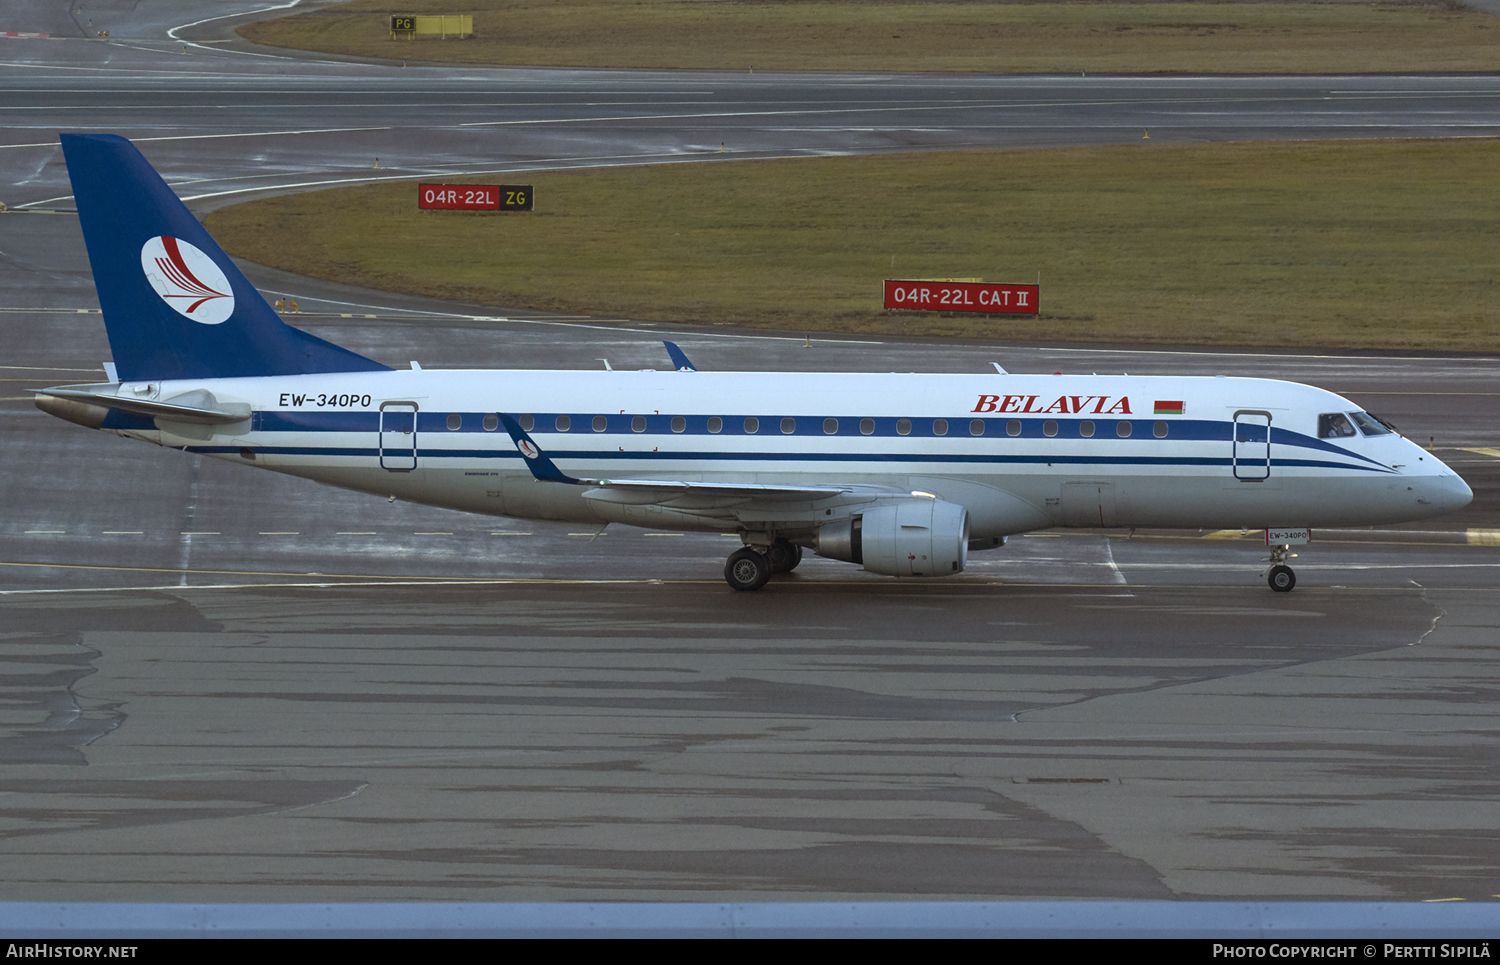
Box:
815;498;970;577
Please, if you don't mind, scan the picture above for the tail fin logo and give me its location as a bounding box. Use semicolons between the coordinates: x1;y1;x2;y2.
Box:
139;236;234;325
517;439;540;460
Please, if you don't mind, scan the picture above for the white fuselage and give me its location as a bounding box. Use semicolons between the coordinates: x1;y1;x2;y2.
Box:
96;369;1472;538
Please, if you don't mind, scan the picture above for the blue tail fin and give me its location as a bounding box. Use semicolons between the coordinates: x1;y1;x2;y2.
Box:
60;133;389;381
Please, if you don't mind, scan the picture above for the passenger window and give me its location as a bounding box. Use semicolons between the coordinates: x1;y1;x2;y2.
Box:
1007;420;1021;437
484;414;500;432
517;414;532;432
1043;420;1058;437
824;418;838;434
933;419;947;436
592;415;607;432
446;414;462;431
1348;411;1392;436
631;415;647;432
1080;420;1095;438
781;417;796;434
707;417;722;434
1318;413;1356;439
970;419;985;436
671;416;686;433
1154;421;1168;438
860;418;875;435
1116;421;1131;438
555;415;570;432
744;417;759;434
896;419;911;436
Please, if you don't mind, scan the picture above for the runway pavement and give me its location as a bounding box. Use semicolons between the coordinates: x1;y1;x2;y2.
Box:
0;0;1497;903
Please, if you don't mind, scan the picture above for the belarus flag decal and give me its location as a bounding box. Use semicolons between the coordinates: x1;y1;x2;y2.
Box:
1154;400;1185;415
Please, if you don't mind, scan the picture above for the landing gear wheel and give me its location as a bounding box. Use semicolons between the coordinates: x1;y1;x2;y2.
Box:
1268;564;1296;592
725;547;771;592
767;539;803;574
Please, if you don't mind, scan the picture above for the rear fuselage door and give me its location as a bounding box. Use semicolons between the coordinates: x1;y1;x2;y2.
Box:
380;402;418;471
1232;409;1272;481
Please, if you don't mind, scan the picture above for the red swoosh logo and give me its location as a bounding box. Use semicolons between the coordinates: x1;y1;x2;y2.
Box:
155;236;229;314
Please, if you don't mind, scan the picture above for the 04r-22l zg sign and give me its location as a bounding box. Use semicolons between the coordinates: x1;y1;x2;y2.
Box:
884;280;1038;314
418;184;534;212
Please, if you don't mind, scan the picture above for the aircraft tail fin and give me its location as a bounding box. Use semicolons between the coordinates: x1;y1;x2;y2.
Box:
60;133;389;382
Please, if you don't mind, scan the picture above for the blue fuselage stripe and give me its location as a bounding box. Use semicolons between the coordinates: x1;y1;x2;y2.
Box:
185;444;1391;474
247;412;1385;469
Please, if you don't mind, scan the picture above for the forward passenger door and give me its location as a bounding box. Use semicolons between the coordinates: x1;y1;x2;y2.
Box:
1232;410;1272;482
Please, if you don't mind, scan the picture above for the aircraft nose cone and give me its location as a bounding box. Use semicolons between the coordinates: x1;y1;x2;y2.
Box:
1440;473;1475;513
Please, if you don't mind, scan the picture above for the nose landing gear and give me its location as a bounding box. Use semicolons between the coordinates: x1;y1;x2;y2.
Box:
1265;544;1297;592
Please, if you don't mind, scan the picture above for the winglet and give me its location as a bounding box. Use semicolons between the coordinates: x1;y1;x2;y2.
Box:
663;341;696;373
498;414;582;484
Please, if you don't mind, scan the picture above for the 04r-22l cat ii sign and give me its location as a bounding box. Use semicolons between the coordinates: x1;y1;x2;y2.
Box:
884;279;1039;314
37;134;1472;591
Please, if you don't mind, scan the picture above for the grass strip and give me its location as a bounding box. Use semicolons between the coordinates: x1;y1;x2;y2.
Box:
238;0;1500;74
204;139;1500;352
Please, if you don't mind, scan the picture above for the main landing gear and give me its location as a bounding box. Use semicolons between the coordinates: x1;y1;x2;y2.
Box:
1265;544;1297;592
724;538;802;591
766;539;802;575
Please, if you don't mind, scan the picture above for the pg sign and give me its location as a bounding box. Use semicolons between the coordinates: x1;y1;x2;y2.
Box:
884;280;1039;315
418;184;534;212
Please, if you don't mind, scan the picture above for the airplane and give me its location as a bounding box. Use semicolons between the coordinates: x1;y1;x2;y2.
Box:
35;133;1474;591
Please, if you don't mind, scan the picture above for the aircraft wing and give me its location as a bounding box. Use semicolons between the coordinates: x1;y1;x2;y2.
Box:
580;478;856;509
497;414;878;507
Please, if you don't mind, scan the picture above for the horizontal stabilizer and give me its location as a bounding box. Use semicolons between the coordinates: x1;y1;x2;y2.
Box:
37;384;250;425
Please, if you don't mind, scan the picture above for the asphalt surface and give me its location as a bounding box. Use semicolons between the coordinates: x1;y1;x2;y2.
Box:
0;0;1497;903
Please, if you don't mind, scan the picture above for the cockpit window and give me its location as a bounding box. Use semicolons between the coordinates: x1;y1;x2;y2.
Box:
1318;412;1356;439
1348;411;1393;436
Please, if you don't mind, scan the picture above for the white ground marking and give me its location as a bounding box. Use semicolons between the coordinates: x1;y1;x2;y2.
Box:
167;0;332;61
0;363;102;371
0;127;390;152
1101;536;1131;593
